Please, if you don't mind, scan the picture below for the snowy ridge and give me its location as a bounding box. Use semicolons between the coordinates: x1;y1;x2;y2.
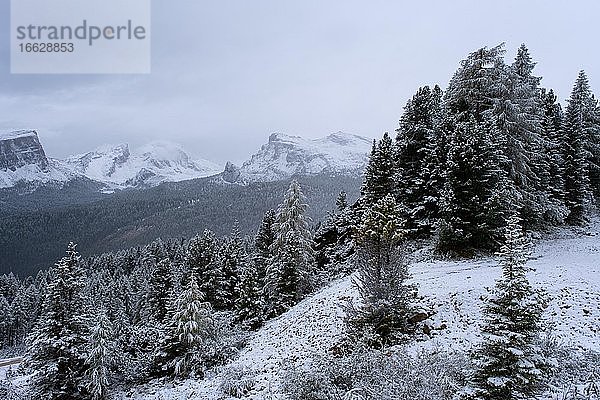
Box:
0;129;39;140
0;159;75;189
121;222;600;399
63;141;222;189
228;131;373;183
0;131;222;190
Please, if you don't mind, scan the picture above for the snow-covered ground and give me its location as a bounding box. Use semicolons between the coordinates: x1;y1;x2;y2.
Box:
115;221;600;399
3;222;597;398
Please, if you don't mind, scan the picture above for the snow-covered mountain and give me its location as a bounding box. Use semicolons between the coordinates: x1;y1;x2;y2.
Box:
63;141;222;189
0;130;222;190
223;132;373;183
0;130;74;189
1;130;372;190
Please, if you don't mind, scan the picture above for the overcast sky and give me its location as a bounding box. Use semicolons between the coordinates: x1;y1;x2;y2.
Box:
0;0;599;165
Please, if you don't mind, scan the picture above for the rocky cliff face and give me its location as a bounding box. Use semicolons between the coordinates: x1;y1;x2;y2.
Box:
0;130;49;172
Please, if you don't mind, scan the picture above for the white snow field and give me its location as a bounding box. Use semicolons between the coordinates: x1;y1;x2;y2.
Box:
117;221;600;400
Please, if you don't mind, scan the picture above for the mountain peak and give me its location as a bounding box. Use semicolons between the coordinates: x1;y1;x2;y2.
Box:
0;129;39;141
268;132;303;143
233;131;372;183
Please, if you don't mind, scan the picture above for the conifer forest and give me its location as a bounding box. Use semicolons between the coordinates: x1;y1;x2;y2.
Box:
2;41;600;400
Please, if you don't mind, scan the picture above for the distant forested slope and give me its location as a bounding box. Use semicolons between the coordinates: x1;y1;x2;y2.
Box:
0;174;361;276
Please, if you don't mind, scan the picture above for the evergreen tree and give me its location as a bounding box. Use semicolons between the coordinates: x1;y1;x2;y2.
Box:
492;44;549;228
562;71;595;224
467;214;548;400
85;309;113;400
445;44;505;122
336;191;348;211
234;259;264;329
255;210;276;261
155;274;213;378
539;88;568;222
185;230;219;304
314;201;357;279
0;296;12;348
266;181;315;317
360;133;397;207
25;243;90;399
395;85;443;236
540;88;565;202
147;258;174;323
437;118;512;252
346;194;418;348
213;223;246;310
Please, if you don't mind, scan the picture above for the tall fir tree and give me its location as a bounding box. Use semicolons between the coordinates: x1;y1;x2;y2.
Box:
265;180;315;317
444;44;505;122
234;258;264;329
562;71;595;224
493;44;550;228
467;214;547;400
437;117;513;252
85;309;113;400
213;222;246;310
539;88;567;220
395;85;444;236
147;258;174;323
185;230;219;305
154;274;213;378
360;132;397;207
25;243;90;400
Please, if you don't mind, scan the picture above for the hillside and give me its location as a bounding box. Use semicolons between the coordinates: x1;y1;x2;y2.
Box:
117;221;600;399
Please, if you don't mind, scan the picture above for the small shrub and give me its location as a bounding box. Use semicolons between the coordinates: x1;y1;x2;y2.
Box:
281;347;469;400
219;365;256;398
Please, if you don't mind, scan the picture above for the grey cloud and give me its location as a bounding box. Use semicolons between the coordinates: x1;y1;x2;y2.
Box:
0;0;599;163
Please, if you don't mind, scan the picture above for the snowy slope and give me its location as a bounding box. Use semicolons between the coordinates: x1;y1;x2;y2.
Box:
225;132;373;183
119;222;600;399
63;141;222;189
0;159;76;189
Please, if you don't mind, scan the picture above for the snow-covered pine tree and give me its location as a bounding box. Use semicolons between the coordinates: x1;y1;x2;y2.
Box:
85;308;113;400
539;88;567;221
10;278;43;348
395;85;443;236
466;213;548;400
265;180;315;318
562;71;596;224
147;258;174;323
234;257;264;329
444;44;505;122
492;44;550;228
346;194;418;348
213;222;246;310
336;191;348;211
437;117;512;253
360;132;397;208
185;230;219;305
25;242;90;399
0;296;11;348
254;209;276;264
155;274;213;378
314;190;358;278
